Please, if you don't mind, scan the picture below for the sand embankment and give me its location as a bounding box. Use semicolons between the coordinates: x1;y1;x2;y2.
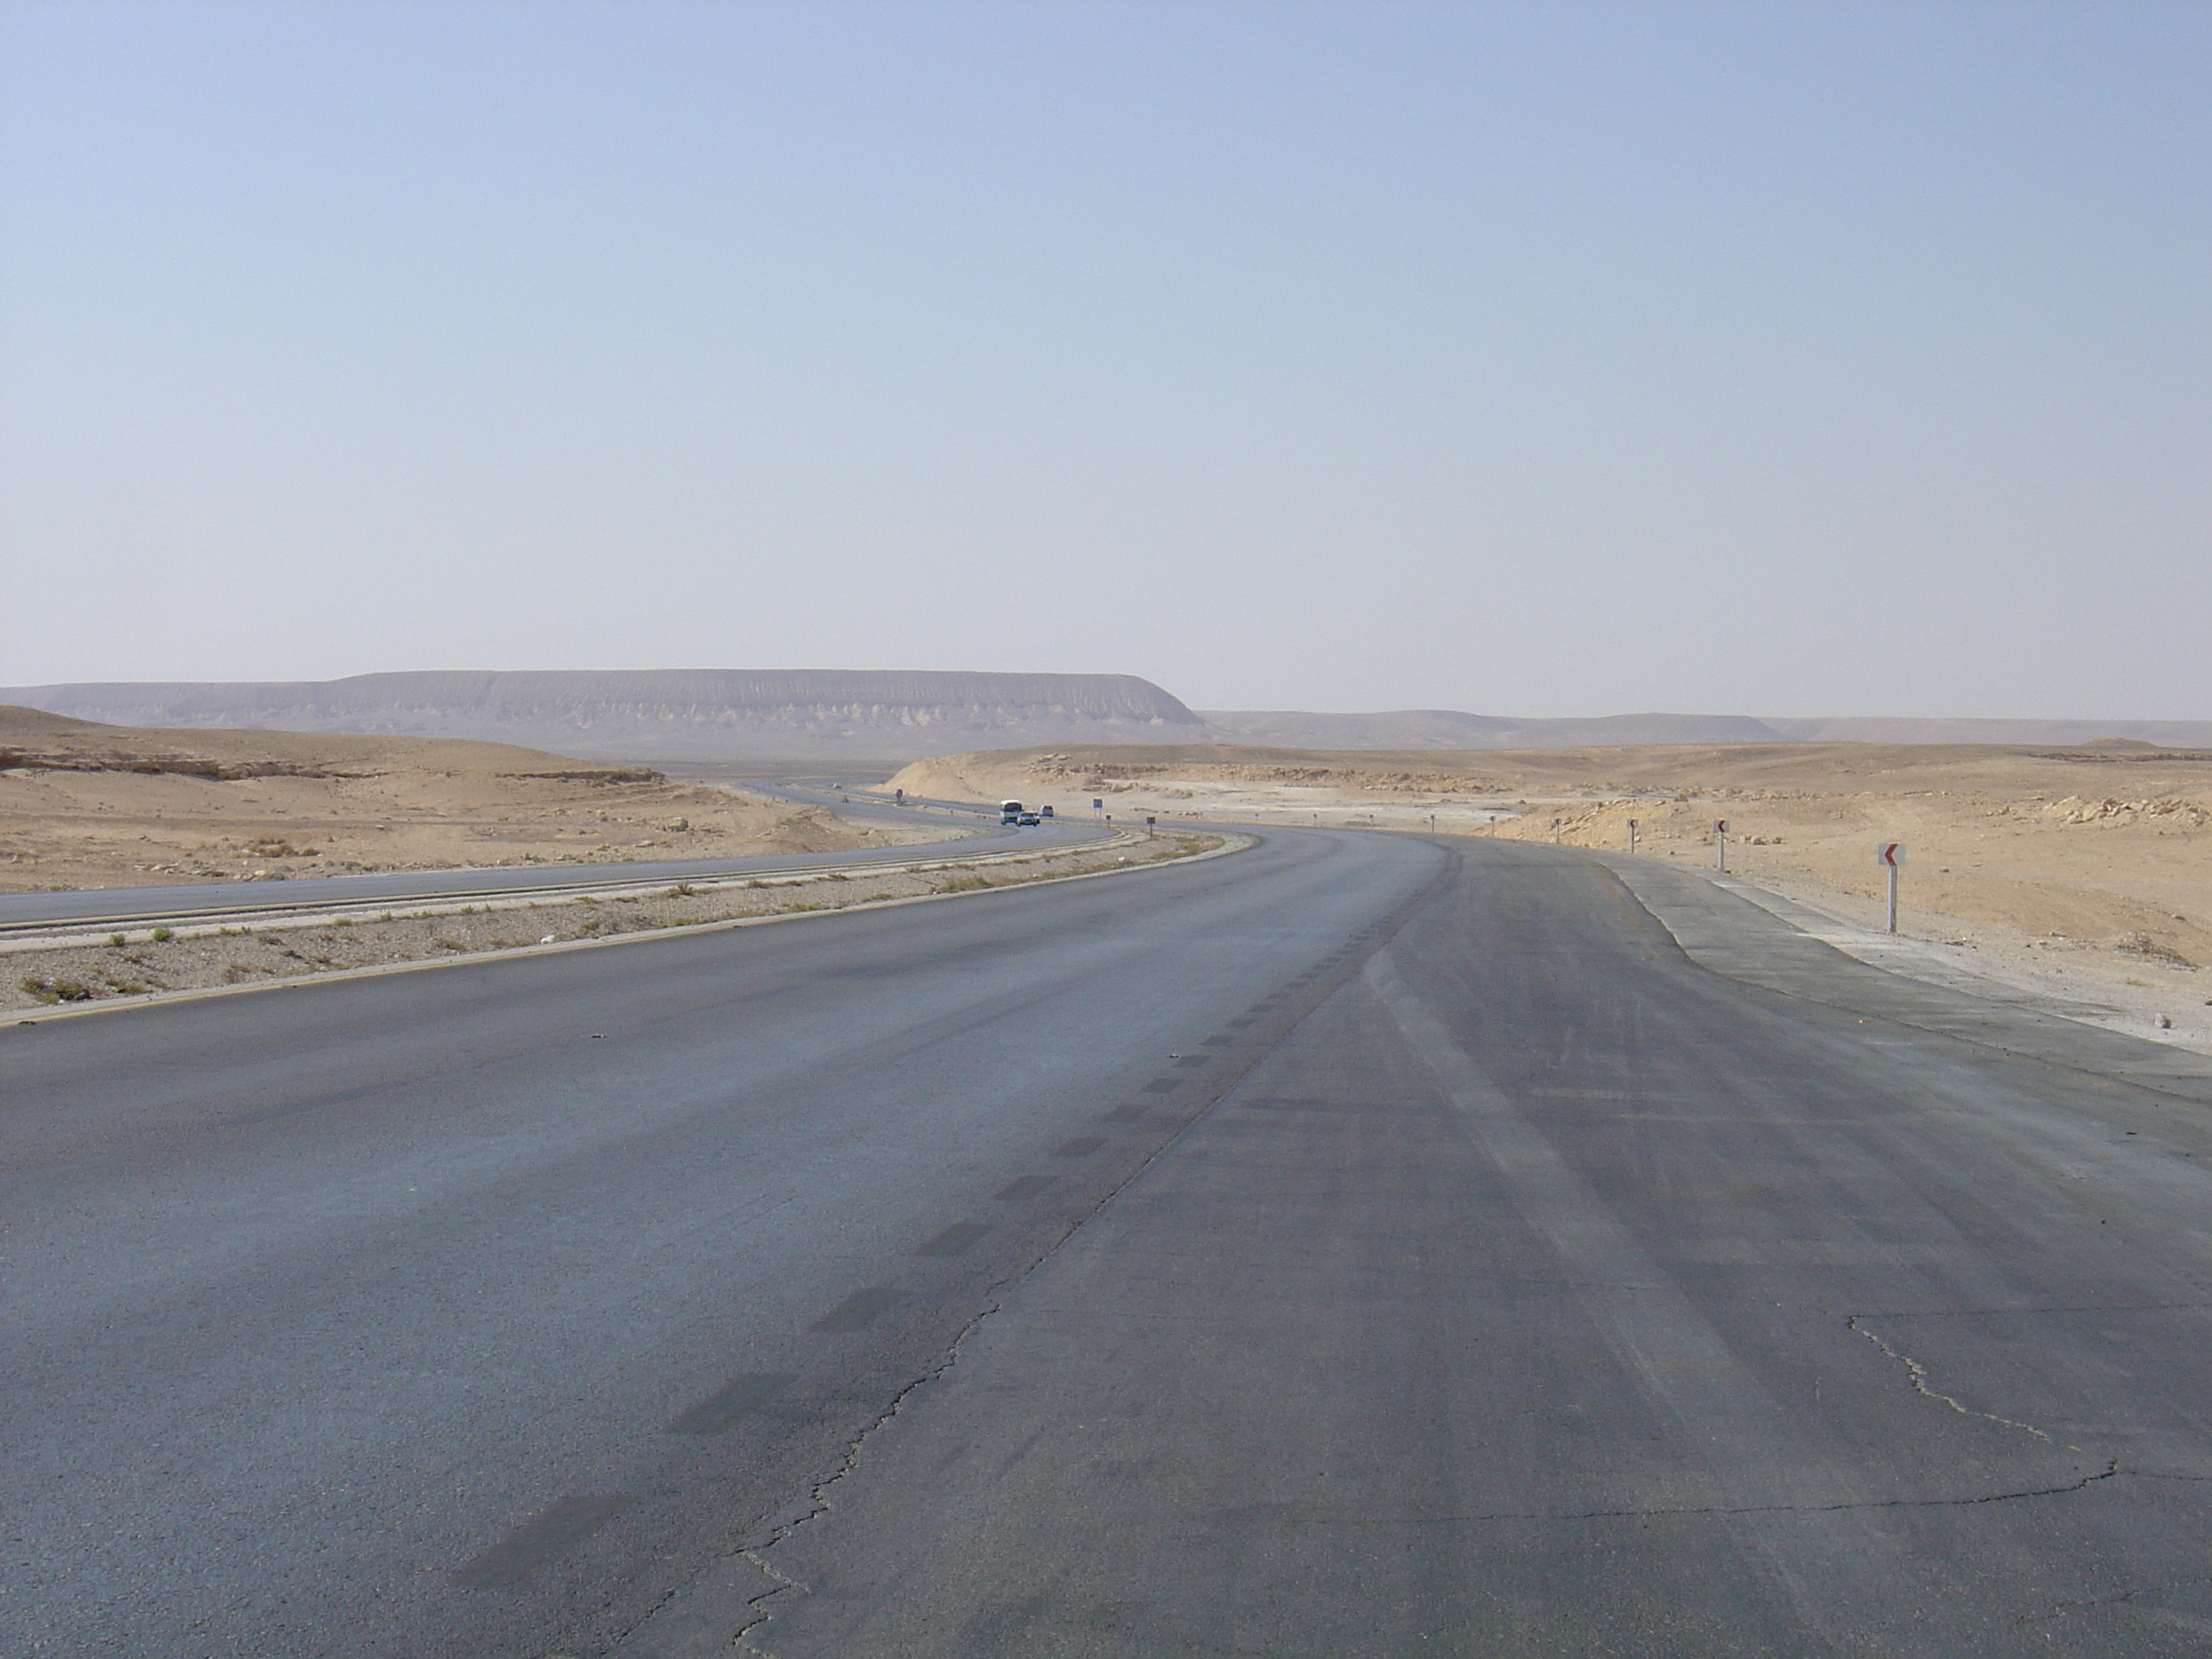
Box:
0;705;916;893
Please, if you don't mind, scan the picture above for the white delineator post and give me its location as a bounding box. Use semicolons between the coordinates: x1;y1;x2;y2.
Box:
1714;818;1728;872
1627;818;1638;855
1551;818;1562;845
1877;841;1903;932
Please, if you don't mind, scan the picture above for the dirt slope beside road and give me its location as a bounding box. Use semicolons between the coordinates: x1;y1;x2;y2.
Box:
0;706;907;893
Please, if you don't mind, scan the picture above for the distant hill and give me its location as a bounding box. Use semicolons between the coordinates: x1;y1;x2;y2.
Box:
0;701;640;780
1196;709;1789;749
1762;716;2212;747
4;671;2203;761
0;670;1208;762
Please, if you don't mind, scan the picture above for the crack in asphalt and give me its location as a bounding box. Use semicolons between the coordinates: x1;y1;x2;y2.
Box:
731;1547;809;1657
1837;1301;2212;1322
727;1284;1012;1656
1847;1314;2071;1447
720;862;1451;1654
1403;1462;2122;1523
2025;1584;2145;1626
2026;1569;2212;1631
617;863;1459;1658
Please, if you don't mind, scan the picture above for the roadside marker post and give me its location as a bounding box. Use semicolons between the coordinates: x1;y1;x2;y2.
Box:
1627;818;1638;855
1145;816;1156;839
1877;842;1904;932
1714;819;1728;872
1551;818;1563;845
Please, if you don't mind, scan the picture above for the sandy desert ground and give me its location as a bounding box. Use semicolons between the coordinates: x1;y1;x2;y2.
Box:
894;740;2212;1046
0;705;925;894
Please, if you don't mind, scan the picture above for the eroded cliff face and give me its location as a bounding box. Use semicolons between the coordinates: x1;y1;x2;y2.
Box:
0;670;1209;760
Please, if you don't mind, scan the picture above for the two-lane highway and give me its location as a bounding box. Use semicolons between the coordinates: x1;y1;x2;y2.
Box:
1;823;1441;1657
9;829;2212;1656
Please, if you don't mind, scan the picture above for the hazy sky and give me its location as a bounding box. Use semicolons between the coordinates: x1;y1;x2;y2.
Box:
3;1;2206;716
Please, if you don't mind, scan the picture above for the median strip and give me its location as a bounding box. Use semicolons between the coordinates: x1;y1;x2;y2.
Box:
3;831;1240;1017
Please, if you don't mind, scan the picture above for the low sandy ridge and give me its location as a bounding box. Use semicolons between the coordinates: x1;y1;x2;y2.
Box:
0;705;923;893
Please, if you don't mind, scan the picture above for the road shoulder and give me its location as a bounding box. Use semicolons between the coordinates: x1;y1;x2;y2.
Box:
1592;850;2212;1105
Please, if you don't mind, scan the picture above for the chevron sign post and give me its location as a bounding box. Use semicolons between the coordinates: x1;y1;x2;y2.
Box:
1877;842;1904;933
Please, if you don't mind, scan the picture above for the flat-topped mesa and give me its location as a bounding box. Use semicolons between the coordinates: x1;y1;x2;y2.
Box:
0;670;1209;762
11;674;2207;762
1196;710;1790;750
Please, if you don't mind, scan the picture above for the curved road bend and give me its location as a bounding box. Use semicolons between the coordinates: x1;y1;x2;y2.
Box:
8;832;2212;1656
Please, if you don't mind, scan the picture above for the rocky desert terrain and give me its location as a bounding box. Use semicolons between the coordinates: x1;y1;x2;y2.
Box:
0;704;920;893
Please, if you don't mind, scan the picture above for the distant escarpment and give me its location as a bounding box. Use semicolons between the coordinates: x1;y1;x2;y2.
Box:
0;670;1208;763
1196;709;1790;750
7;672;2204;764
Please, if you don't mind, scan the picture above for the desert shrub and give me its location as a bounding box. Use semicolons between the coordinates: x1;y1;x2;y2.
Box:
20;975;95;1004
245;837;316;858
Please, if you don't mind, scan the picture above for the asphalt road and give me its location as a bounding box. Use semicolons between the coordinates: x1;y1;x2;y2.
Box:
0;785;1061;932
8;831;2212;1656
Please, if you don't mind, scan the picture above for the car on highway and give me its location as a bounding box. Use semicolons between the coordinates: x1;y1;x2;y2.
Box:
1016;813;1041;826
